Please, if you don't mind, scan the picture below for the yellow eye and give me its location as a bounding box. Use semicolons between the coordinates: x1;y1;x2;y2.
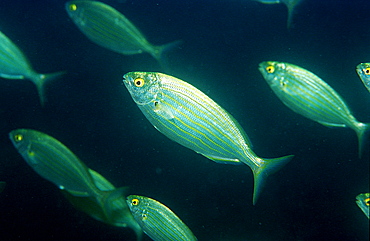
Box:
132;198;139;205
365;198;370;206
266;65;275;74
14;134;23;142
134;78;145;87
69;4;77;11
364;67;370;75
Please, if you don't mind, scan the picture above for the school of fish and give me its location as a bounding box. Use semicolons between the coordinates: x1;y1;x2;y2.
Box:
1;1;369;240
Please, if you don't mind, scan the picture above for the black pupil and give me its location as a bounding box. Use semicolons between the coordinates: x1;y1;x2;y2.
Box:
136;80;141;85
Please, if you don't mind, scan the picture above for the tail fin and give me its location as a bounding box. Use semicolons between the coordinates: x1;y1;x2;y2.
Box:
252;155;294;205
33;71;65;106
151;40;183;70
283;0;302;29
355;122;370;158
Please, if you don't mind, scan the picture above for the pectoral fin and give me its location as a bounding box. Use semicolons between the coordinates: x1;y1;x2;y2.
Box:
153;101;174;120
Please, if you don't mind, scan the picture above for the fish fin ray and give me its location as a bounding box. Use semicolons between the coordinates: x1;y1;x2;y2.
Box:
33;71;66;106
252;155;294;205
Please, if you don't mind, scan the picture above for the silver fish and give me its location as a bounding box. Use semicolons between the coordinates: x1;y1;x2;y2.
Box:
123;72;293;204
259;61;370;157
0;31;64;106
127;195;197;241
9;128;142;239
65;1;181;64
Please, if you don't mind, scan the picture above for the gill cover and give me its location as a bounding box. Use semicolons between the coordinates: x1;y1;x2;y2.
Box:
123;72;161;105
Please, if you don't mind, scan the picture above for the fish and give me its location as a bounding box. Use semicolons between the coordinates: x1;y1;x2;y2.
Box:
254;0;303;28
63;169;143;240
356;193;369;219
126;195;197;241
9;129;102;196
122;72;293;204
0;31;64;106
65;1;181;65
356;63;370;92
9;129;142;239
258;61;370;157
0;181;5;193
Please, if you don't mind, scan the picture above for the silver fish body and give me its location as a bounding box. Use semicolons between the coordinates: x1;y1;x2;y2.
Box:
9;129;101;196
259;61;370;157
127;195;197;241
356;63;370;92
65;1;180;62
9;129;142;240
123;72;293;204
0;31;64;106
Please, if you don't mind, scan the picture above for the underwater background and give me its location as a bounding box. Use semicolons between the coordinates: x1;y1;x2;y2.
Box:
0;0;369;240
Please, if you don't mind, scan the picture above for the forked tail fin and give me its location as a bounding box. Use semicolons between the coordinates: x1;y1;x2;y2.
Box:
151;40;183;70
33;71;65;106
252;154;294;205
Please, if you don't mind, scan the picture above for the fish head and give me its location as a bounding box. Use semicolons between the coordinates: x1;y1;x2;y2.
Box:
259;61;289;90
9;129;34;155
123;72;161;105
126;195;150;222
356;63;370;81
65;1;85;17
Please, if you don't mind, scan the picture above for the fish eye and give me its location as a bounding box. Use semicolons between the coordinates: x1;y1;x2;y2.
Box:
365;198;370;206
14;134;23;142
266;65;275;74
69;4;77;11
134;78;145;87
132;198;139;205
364;67;370;75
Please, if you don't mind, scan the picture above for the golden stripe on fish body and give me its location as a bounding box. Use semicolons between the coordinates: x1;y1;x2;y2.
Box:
123;72;293;204
127;195;197;241
259;61;370;157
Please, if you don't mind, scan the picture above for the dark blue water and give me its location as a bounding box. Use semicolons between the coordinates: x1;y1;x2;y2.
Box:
0;0;369;240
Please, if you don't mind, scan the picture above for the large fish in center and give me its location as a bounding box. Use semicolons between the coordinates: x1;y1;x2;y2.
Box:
123;72;293;204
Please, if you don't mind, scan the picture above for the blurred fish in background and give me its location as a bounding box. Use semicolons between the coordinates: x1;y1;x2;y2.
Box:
65;1;181;68
0;31;64;106
253;0;303;28
9;129;142;240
